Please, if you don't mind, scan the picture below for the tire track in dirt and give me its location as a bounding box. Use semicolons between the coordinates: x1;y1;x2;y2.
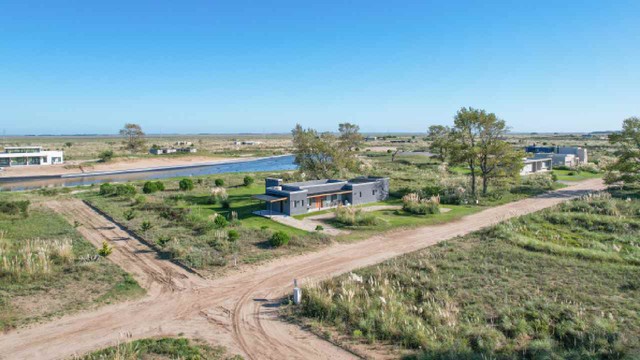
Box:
45;199;205;296
0;179;605;360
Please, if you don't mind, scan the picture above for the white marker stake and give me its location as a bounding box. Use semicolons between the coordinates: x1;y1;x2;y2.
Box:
293;279;302;305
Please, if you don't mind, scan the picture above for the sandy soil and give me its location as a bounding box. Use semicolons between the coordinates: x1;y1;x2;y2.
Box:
0;156;234;178
0;179;605;360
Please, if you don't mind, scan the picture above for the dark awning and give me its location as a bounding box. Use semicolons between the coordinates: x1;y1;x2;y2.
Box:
252;194;287;202
306;190;353;199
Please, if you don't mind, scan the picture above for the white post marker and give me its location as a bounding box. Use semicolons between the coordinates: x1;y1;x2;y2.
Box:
293;279;302;305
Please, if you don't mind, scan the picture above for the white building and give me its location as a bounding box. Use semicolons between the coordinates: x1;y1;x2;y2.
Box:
520;157;552;176
557;147;588;164
0;146;64;167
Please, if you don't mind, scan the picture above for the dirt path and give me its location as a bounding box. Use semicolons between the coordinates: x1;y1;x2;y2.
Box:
45;199;206;296
0;179;605;360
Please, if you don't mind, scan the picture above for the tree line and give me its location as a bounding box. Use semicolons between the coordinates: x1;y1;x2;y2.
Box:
292;107;525;198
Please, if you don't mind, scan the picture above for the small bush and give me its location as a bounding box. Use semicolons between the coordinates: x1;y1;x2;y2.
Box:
179;178;194;191
0;200;30;217
269;231;290;247
243;176;255;186
228;229;240;242
315;225;324;231
214;178;225;187
402;193;440;215
115;184;137;198
141;220;153;232
154;181;165;191
334;206;380;226
98;241;113;257
98;150;114;162
221;199;231;209
143;181;160;194
134;195;147;205
99;183;115;196
123;209;136;220
213;214;229;228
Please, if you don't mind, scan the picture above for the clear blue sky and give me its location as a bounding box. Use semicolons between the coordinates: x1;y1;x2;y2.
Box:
1;1;638;135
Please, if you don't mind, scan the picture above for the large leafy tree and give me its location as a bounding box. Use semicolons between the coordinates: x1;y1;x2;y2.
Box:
120;123;146;152
292;124;359;179
607;117;640;184
427;125;452;162
338;122;364;151
449;107;523;196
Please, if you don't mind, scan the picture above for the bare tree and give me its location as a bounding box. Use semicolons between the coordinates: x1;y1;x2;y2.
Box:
120;123;146;152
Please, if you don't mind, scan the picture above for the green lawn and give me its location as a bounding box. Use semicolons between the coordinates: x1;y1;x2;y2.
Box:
553;169;602;182
293;192;640;359
0;202;144;330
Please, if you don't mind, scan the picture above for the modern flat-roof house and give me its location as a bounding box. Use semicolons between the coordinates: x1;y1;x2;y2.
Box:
0;146;64;167
520;157;552;175
524;145;588;166
254;176;390;216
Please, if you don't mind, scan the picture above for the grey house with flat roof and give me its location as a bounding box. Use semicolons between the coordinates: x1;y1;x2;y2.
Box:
253;176;390;216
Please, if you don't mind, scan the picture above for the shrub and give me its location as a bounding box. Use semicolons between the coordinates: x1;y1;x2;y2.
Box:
141;220;153;233
99;183;115;196
134;195;147;205
402;193;441;215
142;181;164;194
98;241;113;257
521;173;555;190
228;229;240;242
270;231;290;247
214;178;225;187
0;200;30;217
335;205;380;226
221;199;231;209
98;150;114;162
115;184;137;198
315;225;324;231
154;181;165;191
213;214;229;228
179;178;194;191
123;209;136;220
243;176;255;186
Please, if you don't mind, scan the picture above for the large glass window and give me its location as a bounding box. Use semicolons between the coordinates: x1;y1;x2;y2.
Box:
0;158;9;166
12;157;27;165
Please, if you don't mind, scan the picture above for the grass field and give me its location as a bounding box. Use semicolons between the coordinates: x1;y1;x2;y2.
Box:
77;337;242;360
553;169;603;182
294;191;640;359
0;200;144;330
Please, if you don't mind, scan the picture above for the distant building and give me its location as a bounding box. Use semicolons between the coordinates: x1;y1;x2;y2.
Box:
0;146;64;167
253;177;389;216
520;157;552;176
234;140;263;146
149;147;196;155
364;136;377;141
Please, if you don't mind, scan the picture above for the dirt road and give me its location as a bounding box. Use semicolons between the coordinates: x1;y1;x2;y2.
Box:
0;179;605;360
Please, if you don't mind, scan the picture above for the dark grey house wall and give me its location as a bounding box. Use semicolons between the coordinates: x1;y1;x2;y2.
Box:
349;178;389;205
265;178;283;189
287;191;308;216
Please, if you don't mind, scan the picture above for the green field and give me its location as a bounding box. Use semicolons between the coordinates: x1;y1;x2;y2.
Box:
294;192;640;359
553;169;603;182
0;199;144;330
